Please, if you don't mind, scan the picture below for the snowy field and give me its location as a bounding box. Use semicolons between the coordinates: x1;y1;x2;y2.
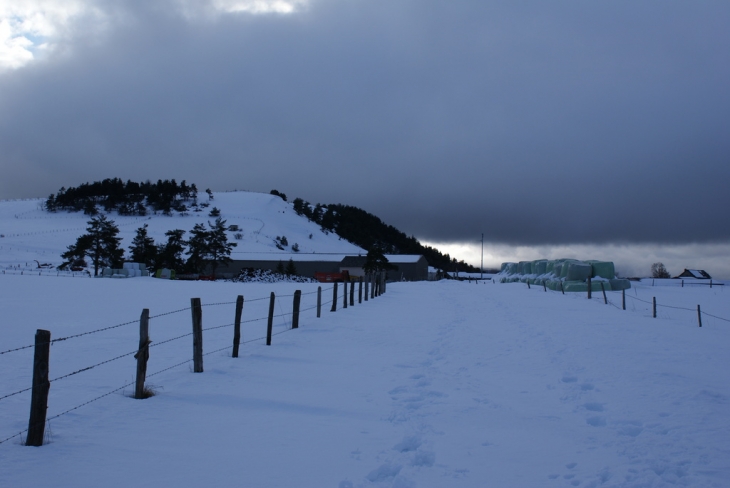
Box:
2;274;729;487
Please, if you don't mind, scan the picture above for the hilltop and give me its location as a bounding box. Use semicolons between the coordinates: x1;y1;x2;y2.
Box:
0;187;475;275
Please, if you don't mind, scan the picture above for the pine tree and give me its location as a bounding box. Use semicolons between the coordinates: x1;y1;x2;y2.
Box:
156;229;186;272
285;258;297;276
363;246;397;275
61;215;124;276
129;224;157;267
185;218;237;276
207;217;237;277
185;223;209;274
276;260;285;274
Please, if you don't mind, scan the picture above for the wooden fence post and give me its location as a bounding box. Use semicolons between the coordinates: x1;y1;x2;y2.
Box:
383;274;387;294
358;277;363;303
527;281;530;289
343;281;348;309
26;329;51;446
622;288;626;310
331;283;338;312
317;286;321;318
191;298;203;373
543;280;547;292
134;309;151;399
292;290;302;329
232;295;244;358
600;282;607;304
561;282;564;295
652;297;657;318
266;292;275;345
370;275;375;299
350;278;355;306
587;277;592;299
697;305;702;328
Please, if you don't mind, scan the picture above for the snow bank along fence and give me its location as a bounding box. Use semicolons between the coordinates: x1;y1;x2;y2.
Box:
509;271;728;329
0;273;389;447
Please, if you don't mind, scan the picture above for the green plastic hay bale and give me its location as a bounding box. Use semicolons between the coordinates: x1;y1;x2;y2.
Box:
509;263;519;274
519;261;531;274
546;261;555;274
590;262;615;280
560;260;579;278
562;281;587;292
566;262;592;281
591;280;611;292
535;260;547;275
609;279;631;290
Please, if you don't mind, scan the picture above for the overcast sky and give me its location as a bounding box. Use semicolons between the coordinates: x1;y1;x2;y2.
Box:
1;1;729;275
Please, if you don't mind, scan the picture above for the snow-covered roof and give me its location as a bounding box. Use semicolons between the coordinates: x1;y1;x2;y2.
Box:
384;254;423;264
230;253;352;262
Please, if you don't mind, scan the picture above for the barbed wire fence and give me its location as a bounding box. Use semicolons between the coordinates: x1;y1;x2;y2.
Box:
516;278;730;328
1;273;389;447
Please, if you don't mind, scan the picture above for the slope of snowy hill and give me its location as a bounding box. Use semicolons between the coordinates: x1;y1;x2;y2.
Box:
0;191;364;272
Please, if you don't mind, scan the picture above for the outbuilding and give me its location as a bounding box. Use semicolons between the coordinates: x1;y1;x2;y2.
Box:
675;269;712;279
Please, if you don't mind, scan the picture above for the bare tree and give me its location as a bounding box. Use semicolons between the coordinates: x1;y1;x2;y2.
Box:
651;262;671;279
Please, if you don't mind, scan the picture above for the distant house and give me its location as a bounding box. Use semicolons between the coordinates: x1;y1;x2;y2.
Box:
675;269;712;279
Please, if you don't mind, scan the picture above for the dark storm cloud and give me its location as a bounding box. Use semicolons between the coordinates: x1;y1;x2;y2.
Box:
1;0;729;246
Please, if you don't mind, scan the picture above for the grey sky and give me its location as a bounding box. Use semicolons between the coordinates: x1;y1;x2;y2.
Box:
1;1;729;253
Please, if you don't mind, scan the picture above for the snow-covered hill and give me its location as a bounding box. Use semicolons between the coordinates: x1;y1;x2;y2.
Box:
0;191;364;273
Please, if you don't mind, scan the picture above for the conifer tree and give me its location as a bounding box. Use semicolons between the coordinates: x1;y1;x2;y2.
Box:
61;215;124;276
129;224;157;267
285;258;297;276
156;229;186;272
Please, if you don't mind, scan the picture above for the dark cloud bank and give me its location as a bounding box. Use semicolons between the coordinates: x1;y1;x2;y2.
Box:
1;0;729;248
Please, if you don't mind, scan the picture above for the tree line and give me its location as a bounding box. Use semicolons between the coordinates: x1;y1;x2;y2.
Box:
291;198;477;273
60;215;236;277
45;178;214;216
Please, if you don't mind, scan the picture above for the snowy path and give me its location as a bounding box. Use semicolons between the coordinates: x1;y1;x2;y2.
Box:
1;277;729;487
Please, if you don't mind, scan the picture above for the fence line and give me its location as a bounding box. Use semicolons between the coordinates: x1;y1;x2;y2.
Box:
519;279;730;326
1;276;386;446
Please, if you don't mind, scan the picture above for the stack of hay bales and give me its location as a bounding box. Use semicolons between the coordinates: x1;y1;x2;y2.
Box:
496;258;631;292
94;262;150;278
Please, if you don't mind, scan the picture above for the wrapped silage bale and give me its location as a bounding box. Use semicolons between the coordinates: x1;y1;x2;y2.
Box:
560;261;575;278
535;260;547;275
591;280;611;292
590;261;615;280
566;262;592;281
562;281;588;292
546;261;555;275
519;261;531;275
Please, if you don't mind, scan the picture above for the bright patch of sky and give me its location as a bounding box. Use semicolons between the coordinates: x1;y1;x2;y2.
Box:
0;0;306;70
422;240;730;280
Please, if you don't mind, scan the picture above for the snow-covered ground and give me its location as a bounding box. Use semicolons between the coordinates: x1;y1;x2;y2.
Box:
2;193;730;487
1;274;729;487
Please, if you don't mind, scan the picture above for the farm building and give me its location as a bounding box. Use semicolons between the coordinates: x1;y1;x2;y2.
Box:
212;253;429;281
675;269;712;279
340;255;429;282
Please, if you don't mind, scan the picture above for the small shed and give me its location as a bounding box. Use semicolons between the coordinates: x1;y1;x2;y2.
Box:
675;269;712;279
